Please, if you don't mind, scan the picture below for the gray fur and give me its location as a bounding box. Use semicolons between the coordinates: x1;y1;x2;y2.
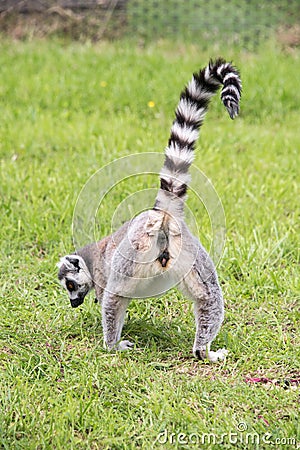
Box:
57;58;241;361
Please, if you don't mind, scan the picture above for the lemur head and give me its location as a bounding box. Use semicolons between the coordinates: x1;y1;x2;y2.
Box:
57;255;93;308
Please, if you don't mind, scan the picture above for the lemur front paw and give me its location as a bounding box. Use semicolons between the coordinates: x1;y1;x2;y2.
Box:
194;347;228;362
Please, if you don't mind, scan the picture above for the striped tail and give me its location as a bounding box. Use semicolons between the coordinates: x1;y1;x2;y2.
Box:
154;58;242;216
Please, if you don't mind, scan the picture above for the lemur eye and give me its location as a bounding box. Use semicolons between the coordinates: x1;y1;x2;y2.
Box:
66;280;77;292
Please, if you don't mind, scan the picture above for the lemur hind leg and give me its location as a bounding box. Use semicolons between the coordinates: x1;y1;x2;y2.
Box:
101;291;133;351
179;250;227;362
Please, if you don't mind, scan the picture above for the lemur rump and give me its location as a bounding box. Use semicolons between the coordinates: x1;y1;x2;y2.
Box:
58;59;241;361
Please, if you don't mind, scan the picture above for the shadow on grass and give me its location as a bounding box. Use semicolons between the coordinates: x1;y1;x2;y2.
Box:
122;318;191;352
62;307;192;354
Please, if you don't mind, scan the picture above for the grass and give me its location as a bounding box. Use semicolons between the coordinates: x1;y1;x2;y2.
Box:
0;38;299;449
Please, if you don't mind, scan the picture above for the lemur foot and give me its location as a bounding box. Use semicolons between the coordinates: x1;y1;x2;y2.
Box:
194;347;228;362
105;340;134;352
117;340;134;351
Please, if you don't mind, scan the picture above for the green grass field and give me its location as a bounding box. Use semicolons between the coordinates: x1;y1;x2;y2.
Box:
0;38;299;449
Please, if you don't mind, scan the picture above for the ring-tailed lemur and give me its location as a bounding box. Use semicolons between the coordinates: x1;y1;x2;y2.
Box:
58;58;242;361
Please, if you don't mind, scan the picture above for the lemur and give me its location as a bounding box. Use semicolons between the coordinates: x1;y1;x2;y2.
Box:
58;58;241;361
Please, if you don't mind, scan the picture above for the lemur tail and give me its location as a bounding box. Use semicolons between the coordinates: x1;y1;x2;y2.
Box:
154;58;242;216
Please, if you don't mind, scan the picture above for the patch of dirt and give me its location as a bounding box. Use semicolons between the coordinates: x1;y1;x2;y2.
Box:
277;25;300;49
0;5;127;40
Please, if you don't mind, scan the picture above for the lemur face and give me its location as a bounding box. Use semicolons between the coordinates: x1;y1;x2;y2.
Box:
57;255;93;308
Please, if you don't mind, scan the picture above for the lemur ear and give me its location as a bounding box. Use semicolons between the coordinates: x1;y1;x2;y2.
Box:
57;255;80;272
65;256;81;271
